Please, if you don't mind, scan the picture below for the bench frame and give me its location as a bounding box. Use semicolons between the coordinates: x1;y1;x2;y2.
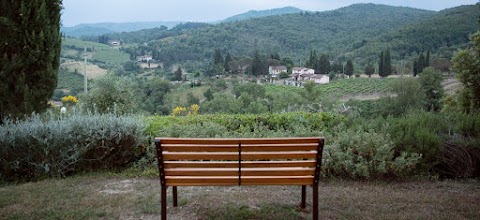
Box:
155;137;324;220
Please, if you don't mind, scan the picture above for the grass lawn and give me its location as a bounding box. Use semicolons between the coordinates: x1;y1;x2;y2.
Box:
1;173;479;220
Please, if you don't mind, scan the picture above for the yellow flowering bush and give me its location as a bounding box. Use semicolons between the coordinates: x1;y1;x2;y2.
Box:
61;95;78;107
172;104;200;116
189;104;200;115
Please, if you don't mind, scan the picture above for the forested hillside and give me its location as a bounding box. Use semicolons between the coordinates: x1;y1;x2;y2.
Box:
221;6;304;22
80;3;479;71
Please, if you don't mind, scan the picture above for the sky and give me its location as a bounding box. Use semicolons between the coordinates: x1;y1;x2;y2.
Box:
62;0;479;27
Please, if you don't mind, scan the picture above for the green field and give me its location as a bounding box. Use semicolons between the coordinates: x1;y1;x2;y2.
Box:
61;38;130;66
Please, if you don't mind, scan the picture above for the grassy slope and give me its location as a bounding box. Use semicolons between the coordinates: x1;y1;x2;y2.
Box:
1;174;478;219
61;38;130;65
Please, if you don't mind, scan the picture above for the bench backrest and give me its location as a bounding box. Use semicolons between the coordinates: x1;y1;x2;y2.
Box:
155;137;324;187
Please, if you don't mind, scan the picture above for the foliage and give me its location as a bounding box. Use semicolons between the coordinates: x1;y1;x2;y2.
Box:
81;75;140;114
171;104;200;116
0;112;145;181
452;31;480;113
381;77;424;116
61;95;78;107
324;127;421;178
0;0;62;122
419;67;444;111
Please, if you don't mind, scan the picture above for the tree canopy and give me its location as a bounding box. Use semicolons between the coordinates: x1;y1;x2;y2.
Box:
0;0;62;122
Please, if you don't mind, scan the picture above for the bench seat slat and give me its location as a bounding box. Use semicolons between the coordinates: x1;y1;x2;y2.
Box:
164;161;239;168
241;176;314;185
164;160;316;168
156;137;321;145
166;176;238;186
162;145;238;152
162;143;318;152
163;152;239;160
242;151;317;160
165;168;315;176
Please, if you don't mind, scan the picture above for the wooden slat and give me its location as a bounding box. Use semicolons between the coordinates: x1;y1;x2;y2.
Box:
165;168;238;176
241;151;317;160
165;167;315;177
241;143;318;152
163;152;238;160
241;160;316;168
156;137;322;145
164;161;239;168
157;138;239;145
166;176;238;186
162;145;238;152
238;137;321;145
241;176;314;185
241;167;315;176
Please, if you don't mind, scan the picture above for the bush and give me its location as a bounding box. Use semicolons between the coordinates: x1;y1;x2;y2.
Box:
0;112;145;181
324;127;421;179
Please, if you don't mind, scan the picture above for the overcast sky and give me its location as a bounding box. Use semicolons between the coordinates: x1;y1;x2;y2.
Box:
62;0;479;27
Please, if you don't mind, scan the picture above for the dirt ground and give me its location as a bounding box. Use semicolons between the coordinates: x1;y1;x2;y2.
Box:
1;176;479;219
99;178;480;220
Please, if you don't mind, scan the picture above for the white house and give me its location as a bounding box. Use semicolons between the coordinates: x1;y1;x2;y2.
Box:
292;67;314;75
309;74;330;84
136;55;153;62
289;66;329;85
269;65;288;77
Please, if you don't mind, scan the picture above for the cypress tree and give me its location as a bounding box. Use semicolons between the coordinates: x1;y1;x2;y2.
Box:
384;49;392;76
379;51;385;77
318;54;330;75
418;53;426;73
0;0;62;122
345;60;354;77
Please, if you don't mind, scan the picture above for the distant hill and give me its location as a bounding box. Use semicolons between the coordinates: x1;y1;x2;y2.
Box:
61;21;183;37
82;3;480;70
139;3;438;65
221;6;305;22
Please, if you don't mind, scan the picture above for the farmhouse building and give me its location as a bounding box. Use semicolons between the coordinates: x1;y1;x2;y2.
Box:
268;65;288;77
290;67;329;85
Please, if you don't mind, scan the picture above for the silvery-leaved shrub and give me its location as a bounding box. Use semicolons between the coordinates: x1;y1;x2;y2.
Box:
323;127;421;179
0;112;145;181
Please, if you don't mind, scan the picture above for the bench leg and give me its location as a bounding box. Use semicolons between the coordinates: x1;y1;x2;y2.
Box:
301;185;306;209
161;185;167;220
312;183;318;220
173;186;178;207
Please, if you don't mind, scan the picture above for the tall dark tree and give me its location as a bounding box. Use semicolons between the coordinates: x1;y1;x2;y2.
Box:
418;53;426;72
0;0;63;122
251;50;263;77
384;49;392;76
379;51;385;77
306;50;318;69
318;54;330;75
174;67;183;81
345;60;354;77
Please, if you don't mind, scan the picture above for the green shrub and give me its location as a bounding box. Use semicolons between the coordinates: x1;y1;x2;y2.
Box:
324;127;421;179
0;112;145;181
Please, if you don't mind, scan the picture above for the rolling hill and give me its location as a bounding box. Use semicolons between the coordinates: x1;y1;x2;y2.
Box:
61;21;183;37
78;3;479;71
221;6;305;23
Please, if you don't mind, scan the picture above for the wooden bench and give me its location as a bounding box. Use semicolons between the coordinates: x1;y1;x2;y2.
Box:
155;137;325;220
